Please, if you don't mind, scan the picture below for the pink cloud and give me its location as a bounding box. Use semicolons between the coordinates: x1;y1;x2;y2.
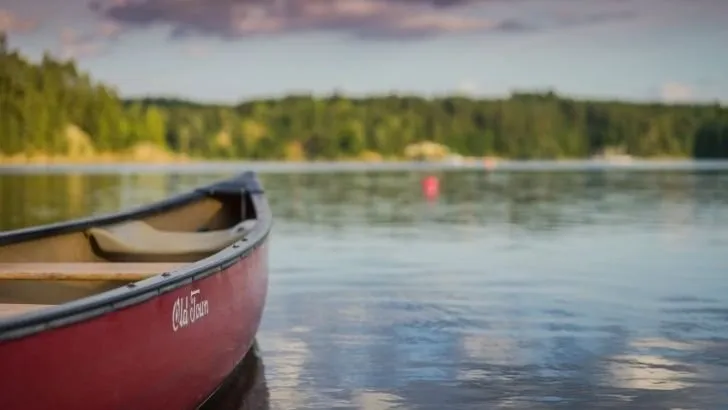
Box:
99;21;123;37
184;43;209;58
58;21;124;59
0;8;38;34
90;0;636;41
660;82;694;103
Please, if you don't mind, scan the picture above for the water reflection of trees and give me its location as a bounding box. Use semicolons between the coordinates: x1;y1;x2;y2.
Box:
0;173;231;230
2;170;727;233
263;170;728;233
0;173;118;230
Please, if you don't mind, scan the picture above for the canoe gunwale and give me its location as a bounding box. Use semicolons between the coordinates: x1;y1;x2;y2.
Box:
0;171;272;342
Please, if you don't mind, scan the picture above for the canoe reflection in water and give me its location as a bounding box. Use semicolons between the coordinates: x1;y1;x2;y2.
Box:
200;341;270;410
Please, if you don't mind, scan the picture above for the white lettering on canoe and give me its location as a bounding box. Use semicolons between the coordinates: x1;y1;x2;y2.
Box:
172;289;210;332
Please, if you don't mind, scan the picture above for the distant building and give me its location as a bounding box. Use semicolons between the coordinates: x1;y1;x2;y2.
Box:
403;141;454;161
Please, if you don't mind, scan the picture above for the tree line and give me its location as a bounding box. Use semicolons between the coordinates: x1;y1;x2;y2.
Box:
2;32;728;161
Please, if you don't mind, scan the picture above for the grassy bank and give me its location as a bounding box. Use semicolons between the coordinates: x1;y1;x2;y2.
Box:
0;153;506;166
0;145;460;165
0;142;193;165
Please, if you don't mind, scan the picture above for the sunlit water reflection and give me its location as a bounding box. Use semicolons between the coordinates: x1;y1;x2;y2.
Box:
1;166;727;409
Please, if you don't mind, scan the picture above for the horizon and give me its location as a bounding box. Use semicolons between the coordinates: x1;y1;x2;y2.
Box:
1;0;727;104
119;89;725;107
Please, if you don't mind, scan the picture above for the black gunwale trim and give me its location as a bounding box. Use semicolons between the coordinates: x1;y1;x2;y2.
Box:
0;171;272;342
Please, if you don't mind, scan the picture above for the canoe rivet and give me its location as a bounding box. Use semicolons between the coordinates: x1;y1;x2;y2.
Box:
232;243;239;248
162;272;171;277
127;283;136;288
241;237;248;242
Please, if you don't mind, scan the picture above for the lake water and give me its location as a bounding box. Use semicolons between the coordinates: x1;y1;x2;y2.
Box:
1;164;728;409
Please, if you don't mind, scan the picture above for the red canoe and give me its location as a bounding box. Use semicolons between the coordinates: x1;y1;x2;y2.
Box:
0;171;272;410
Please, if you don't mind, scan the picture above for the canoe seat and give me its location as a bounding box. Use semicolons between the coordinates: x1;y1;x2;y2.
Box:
87;219;256;257
0;303;52;319
0;263;186;282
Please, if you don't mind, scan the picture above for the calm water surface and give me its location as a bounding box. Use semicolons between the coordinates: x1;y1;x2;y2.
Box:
1;167;728;409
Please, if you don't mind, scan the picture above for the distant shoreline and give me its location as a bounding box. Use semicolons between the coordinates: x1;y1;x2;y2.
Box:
3;157;728;176
0;152;192;166
0;153;496;167
0;149;687;166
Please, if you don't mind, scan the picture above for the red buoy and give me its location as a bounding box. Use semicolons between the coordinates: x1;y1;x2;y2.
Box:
422;175;440;199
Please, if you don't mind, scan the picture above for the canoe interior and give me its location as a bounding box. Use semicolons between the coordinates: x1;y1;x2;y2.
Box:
0;189;254;318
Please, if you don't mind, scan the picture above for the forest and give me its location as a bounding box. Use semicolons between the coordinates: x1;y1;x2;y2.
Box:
2;32;728;162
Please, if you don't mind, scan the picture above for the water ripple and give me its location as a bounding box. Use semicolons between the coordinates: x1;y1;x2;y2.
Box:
3;169;728;409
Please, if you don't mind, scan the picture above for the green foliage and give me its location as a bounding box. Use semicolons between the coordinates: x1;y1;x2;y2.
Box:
2;36;728;160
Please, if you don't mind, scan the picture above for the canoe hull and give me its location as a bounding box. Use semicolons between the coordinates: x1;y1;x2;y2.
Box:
0;240;269;410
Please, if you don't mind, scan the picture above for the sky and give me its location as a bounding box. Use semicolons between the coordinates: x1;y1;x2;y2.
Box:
1;0;727;103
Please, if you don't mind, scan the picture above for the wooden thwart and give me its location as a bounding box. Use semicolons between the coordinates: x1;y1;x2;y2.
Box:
0;303;53;319
0;263;187;282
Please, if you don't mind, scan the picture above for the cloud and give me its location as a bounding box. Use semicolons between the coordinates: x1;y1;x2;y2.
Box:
184;42;210;58
89;0;636;41
660;82;694;103
0;8;39;34
58;21;124;59
456;79;480;95
554;9;636;28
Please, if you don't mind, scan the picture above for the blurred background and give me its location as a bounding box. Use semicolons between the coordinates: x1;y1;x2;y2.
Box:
1;0;728;408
